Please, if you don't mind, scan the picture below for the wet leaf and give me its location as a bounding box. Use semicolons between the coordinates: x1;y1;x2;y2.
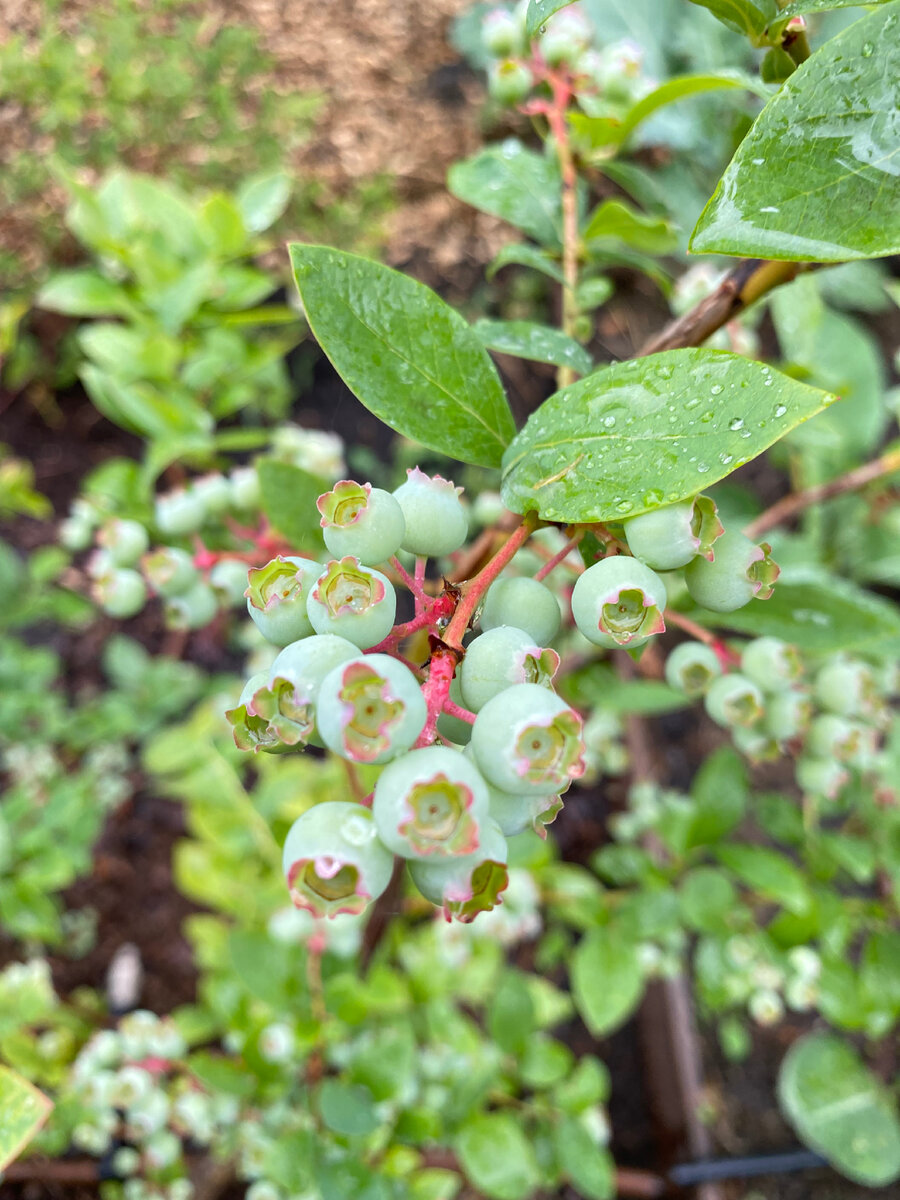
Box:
289;245;515;468
777;0;894;17
472;318;592;374
691;5;900;260
687;0;776;38
257;459;327;554
583;200;677;253
525;0;577;39
448;142;563;246
0;1067;52;1171
500;349;834;523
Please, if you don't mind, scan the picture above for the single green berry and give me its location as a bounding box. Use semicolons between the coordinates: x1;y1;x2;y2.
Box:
814;658;878;720
470;682;585;795
684;531;779;613
795;755;849;801
484;775;562;839
804;713;872;764
228;466;261;511
585;38;645;103
540;7;592;67
97;519;150;568
154;488;205;537
317;480;406;564
571;555;667;648
192;473;232;517
704;673;764;728
270;632;359;692
409;817;509;922
209;558;250;606
482;7;524;56
480;576;561;645
664;641;723;697
246;556;325;646
741;637;802;693
372;745;491;859
59;515;95;552
316;654;427;764
227;672;313;753
488;58;534;105
622;495;723;570
306;557;396;648
392;468;468;558
472;491;506;528
731;723;780;763
436;675;473;746
93;567;147;618
460;625;559;713
165;580;218;630
141;547;198;597
282;802;394;918
763;689;812;742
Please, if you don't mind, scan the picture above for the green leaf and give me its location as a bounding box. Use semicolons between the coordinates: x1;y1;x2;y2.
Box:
448;143;562;246
688;746;747;845
687;0;777;38
500;349;835;523
488;973;537;1056
37;270;139;319
0;1066;52;1171
716;844;811;913
571;926;644;1036
317;1080;380;1137
778;1033;900;1186
691;5;900;260
583;200;677;254
472;318;592;375
553;1117;615;1200
617;72;768;143
700;569;900;650
80;366;212;442
487;243;565;284
525;0;576;38
187;1053;256;1098
777;0;894;18
455;1114;541;1200
256;459;327;555
289;245;515;469
236;171;291;234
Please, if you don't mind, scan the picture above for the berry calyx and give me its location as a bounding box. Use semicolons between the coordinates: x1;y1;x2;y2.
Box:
488;59;534;105
622;495;723;571
684;531;779;613
470;682;585;795
246;556;325;646
306;557;396;648
408;818;509;922
665;641;723;697
480;576;561;645
316;654;427;764
372;745;491;859
570;555;667;648
282;802;393;918
226;672;313;753
392;468;468;558
269;633;360;704
317;480;406;565
460;625;559;713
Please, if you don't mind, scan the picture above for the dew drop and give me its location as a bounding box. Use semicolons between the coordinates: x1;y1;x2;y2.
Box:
861;41;874;56
710;384;724;396
616;500;634;514
729;417;744;431
719;453;733;466
774;404;787;418
642;489;664;507
764;377;773;387
700;410;714;423
696;462;710;474
685;397;702;410
603;415;617;427
658;365;673;380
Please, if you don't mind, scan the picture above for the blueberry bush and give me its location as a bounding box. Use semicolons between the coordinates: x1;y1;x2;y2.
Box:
2;1;900;1197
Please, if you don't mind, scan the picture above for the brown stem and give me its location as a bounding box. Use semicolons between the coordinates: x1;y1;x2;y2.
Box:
359;857;406;973
744;447;900;539
637;258;808;357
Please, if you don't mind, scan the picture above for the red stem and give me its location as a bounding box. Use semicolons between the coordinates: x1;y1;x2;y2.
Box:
415;651;457;748
535;532;584;582
442;698;476;725
443;514;539;651
665;609;739;668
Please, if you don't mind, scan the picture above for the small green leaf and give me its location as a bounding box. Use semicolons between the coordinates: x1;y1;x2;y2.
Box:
487;243;565;284
691;5;900;260
553;1117;615;1200
778;1033;900;1186
687;0;777;38
700;570;900;650
456;1114;541;1200
688;746;747;845
488;973;537;1056
583;200;676;254
37;270;139;319
716;844;811;913
236;172;291;234
290;245;515;468
571;926;644;1037
500;349;834;523
618;72;769;142
256;459;327;555
472;318;592;375
448;143;563;246
525;0;576;39
318;1080;380;1137
777;0;894;18
0;1067;52;1171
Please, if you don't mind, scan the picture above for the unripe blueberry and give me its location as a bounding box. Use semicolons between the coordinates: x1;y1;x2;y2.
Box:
226;671;314;753
748;988;784;1027
436;675;473;745
316;654;427;764
470;682;585;795
269;633;360;698
155;488;205;537
540;7;592;67
484;775;562;838
684;531;779;613
59;515;95;551
282;802;393;918
814;658;878;719
317;480;406;564
795;755;849;800
622;495;722;571
142;546;199;597
259;1022;295;1063
704;673;764;728
460;626;559;713
482;7;524;57
306;557;396;648
571;555;666;648
763;689;812;742
392;468;468;558
192;473;232;518
165;580;218;630
664;641;723;697
488;59;534;105
409;817;509;922
209;558;250;606
246;555;326;646
472;491;506;528
373;745;491;858
740;637;802;693
804;713;872;763
229;466;261;511
97;518;150;567
731;723;780;763
93;567;147;618
480;576;561;645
